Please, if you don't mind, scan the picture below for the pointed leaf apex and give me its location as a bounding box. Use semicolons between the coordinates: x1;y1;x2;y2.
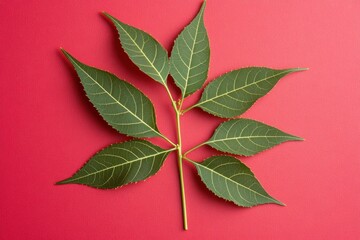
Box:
200;1;207;12
293;136;304;141
60;49;79;66
102;12;111;18
103;12;122;25
286;132;304;141
102;12;119;25
55;178;71;185
60;48;71;58
289;67;309;72
273;199;286;206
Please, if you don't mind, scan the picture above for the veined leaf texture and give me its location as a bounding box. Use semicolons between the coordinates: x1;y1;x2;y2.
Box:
170;2;210;97
57;140;173;189
58;1;305;230
62;49;161;138
207;119;302;156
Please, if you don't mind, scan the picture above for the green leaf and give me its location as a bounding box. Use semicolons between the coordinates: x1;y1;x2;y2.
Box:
56;140;174;189
189;67;307;118
170;1;210;97
190;156;283;207
207;118;302;156
62;49;161;138
104;13;170;85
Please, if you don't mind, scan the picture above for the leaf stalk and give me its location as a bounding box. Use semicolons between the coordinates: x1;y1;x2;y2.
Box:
160;133;176;147
184;141;207;156
174;101;188;230
181;103;198;114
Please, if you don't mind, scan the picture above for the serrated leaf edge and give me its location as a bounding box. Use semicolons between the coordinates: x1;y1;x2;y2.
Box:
170;1;210;98
56;139;175;189
188;156;284;207
61;48;162;138
205;118;303;157
103;12;169;85
191;67;308;118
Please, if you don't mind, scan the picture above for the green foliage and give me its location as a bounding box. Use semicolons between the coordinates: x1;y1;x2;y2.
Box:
189;156;284;206
170;1;209;98
207;119;303;156
184;67;306;117
58;2;306;230
104;13;170;85
61;49;161;138
57;140;173;189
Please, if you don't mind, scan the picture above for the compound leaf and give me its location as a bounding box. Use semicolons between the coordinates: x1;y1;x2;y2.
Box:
170;1;210;97
190;67;307;118
207;118;302;156
104;13;170;85
56;140;174;189
190;156;283;207
62;49;161;138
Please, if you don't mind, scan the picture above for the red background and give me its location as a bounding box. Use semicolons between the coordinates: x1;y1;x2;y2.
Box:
1;0;360;239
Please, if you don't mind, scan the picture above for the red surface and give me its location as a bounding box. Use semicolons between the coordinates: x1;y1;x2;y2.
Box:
1;0;360;239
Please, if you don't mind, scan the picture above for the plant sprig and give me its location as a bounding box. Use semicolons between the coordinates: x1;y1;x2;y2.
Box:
56;1;306;230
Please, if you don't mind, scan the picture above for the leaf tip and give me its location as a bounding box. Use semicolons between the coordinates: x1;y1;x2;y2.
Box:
269;197;285;206
276;200;286;206
201;0;207;10
60;48;70;57
102;12;115;22
55;179;68;185
291;135;304;141
99;11;107;18
60;49;79;65
291;67;309;72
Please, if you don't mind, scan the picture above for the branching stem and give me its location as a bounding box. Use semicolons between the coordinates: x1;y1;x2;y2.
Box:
163;85;188;230
183;156;195;163
181;103;198;114
160;133;176;147
164;85;175;105
174;100;188;230
184;141;207;156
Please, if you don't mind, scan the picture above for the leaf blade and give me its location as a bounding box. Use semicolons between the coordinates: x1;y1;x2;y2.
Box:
191;156;283;207
207;118;302;156
170;1;210;97
56;140;174;189
104;13;170;85
192;67;307;118
62;49;160;138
